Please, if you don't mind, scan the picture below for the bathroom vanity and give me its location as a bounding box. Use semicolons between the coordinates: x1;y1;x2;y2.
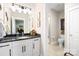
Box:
0;34;41;56
0;4;41;56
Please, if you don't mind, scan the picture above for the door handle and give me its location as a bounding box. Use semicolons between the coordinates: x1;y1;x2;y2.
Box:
9;49;11;56
22;46;23;53
33;43;35;49
24;46;26;52
34;39;39;41
22;46;26;53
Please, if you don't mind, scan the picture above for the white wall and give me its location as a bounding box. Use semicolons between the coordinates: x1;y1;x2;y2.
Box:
59;11;64;18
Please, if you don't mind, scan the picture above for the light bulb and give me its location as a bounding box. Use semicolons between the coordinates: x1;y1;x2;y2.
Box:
17;7;22;13
28;10;32;14
10;6;16;12
23;9;26;14
26;8;29;13
14;5;19;12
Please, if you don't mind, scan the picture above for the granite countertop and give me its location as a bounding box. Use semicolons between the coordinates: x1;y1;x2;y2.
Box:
0;33;41;43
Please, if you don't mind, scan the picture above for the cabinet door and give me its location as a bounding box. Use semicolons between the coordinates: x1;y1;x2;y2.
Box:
11;41;23;56
0;43;11;56
26;40;33;56
32;38;40;56
22;40;33;56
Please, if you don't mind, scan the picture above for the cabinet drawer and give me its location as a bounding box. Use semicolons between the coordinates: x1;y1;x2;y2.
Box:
0;42;11;56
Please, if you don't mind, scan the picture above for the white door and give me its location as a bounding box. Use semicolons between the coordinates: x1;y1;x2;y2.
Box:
0;43;11;56
32;38;40;56
11;41;23;56
69;4;79;55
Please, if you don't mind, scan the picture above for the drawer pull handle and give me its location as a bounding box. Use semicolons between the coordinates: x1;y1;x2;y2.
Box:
22;46;23;53
9;49;11;56
34;39;39;41
33;44;35;49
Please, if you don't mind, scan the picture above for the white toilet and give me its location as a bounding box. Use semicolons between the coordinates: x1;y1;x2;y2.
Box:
58;35;64;48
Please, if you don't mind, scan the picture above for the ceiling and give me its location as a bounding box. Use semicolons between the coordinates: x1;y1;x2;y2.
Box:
46;3;64;12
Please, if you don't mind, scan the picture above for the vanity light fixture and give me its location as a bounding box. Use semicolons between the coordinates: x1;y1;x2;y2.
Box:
11;3;32;14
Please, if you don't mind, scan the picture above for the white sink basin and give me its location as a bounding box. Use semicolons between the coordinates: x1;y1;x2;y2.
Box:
17;36;30;39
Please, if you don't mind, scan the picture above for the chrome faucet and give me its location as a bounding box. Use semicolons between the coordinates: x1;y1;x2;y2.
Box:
22;32;24;36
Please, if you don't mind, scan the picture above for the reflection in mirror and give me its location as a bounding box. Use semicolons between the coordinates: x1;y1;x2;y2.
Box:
11;16;25;34
15;20;24;34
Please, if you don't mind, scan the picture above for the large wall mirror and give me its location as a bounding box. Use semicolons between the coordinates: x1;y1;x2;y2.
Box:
11;16;25;34
15;19;24;34
2;3;33;35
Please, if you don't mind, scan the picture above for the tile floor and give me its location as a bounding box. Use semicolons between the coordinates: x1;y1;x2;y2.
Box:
48;41;64;56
